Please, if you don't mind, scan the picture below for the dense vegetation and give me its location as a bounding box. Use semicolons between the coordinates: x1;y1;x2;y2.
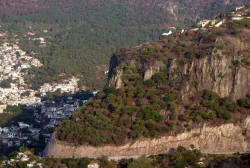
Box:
2;146;249;168
56;16;250;145
0;0;248;89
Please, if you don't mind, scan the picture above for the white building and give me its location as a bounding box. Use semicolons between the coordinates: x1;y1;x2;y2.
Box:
162;30;172;36
18;122;30;129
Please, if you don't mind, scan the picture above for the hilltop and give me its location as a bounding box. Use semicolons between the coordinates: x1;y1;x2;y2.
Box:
0;0;248;89
44;6;250;158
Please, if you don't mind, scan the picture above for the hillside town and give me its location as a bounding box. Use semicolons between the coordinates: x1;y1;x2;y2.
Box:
0;29;90;156
0;90;94;156
39;77;79;96
0;40;81;113
0;42;42;111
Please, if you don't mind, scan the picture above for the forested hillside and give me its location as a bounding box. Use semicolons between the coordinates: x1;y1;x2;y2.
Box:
55;7;250;146
0;0;248;89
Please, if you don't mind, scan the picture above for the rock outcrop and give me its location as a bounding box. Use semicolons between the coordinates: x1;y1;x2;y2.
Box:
44;116;250;159
108;57;165;88
108;32;250;101
179;35;250;101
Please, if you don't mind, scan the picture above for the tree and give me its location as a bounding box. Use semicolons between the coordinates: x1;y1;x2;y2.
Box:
128;156;153;168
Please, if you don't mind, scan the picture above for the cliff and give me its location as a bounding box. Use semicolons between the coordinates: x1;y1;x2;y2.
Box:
108;30;250;101
44;116;250;159
48;9;250;159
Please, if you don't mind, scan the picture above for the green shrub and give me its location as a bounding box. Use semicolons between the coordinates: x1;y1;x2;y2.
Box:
213;43;225;50
103;86;117;95
232;60;240;66
179;114;189;121
166;121;175;128
238;98;250;108
207;111;216;120
79;158;91;168
171;146;201;168
199;110;208;119
128;156;153;168
222;112;231;120
227;102;239;112
135;87;145;98
152;72;168;84
130;121;145;139
144;79;156;87
170;111;177;121
202;90;219;100
164;90;180;102
4;105;22;114
191;108;204;123
174;45;185;52
193;115;202;123
177;146;187;153
137;107;163;121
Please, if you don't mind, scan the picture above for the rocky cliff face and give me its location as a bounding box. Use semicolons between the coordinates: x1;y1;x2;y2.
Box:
108;56;166;88
44;116;250;159
174;34;250;101
108;30;250;101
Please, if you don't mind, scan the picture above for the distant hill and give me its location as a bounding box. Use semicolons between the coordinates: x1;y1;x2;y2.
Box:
0;0;248;89
49;6;250;159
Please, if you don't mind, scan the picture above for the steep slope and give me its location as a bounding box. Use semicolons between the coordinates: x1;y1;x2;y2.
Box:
108;29;250;101
46;116;250;158
0;0;248;89
44;7;250;158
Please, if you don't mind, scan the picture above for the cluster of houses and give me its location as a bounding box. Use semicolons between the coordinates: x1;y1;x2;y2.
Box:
2;151;43;168
0;31;89;152
161;5;250;36
0;42;43;112
39;77;80;96
0;36;81;113
37;95;87;143
1;150;100;168
0;123;36;148
197;5;249;29
0;90;93;153
27;31;47;46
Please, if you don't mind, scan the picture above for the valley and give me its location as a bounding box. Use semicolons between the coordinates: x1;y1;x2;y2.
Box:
0;0;248;89
0;2;249;168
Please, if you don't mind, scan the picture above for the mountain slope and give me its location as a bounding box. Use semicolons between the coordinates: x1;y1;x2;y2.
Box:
0;0;248;89
53;6;250;155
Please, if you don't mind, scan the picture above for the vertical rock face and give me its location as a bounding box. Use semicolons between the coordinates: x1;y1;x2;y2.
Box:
108;69;124;89
44;116;250;159
108;55;165;88
108;55;123;88
175;36;250;101
108;34;249;101
179;51;249;101
143;61;164;81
